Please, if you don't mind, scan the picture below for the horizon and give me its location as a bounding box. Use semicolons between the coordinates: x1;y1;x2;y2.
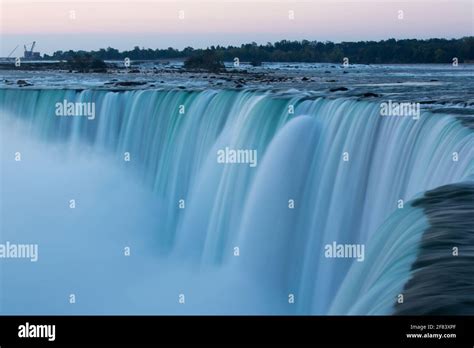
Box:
27;36;474;58
1;0;473;56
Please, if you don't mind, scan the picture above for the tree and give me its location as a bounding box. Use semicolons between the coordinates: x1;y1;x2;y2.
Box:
183;50;224;72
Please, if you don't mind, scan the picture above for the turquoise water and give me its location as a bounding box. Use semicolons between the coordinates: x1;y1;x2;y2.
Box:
0;88;473;314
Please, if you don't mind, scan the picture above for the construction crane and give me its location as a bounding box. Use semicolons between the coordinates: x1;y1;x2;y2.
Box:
7;45;19;58
24;41;34;56
23;41;40;59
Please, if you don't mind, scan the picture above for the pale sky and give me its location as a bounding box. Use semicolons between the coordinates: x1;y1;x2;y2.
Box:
1;0;473;56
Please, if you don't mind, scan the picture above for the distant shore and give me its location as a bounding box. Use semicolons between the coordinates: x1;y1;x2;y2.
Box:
1;64;473;113
1;60;472;74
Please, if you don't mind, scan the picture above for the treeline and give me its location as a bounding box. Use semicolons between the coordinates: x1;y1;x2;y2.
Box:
44;37;474;64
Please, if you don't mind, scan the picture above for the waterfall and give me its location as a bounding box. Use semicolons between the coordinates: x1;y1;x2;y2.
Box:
1;88;473;314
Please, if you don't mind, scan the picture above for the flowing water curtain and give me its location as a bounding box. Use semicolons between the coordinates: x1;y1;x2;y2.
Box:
0;88;473;314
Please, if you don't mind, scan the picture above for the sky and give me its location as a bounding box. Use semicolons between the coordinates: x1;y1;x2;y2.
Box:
1;0;473;56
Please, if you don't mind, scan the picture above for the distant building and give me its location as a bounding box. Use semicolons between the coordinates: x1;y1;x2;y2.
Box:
24;51;41;59
23;42;41;60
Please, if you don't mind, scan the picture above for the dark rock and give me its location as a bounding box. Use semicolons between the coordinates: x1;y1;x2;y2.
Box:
17;80;32;86
302;77;310;81
329;87;349;92
360;92;379;98
114;81;147;87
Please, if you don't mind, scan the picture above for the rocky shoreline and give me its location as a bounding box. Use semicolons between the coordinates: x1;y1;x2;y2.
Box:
1;63;473;112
